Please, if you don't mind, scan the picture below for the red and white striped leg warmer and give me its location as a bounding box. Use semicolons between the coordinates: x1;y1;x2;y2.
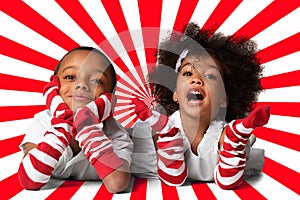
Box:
73;93;123;179
157;127;187;186
214;105;270;189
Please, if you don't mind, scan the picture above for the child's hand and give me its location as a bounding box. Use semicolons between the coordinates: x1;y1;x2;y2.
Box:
243;105;270;128
73;93;115;136
74;92;115;125
131;97;168;131
94;92;115;121
131;97;151;121
43;75;65;116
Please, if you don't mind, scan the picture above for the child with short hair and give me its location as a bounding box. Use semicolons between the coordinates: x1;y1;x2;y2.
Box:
18;46;133;193
130;22;269;189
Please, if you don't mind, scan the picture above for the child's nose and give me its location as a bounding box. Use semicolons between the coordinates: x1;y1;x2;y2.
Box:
75;80;89;90
190;75;203;85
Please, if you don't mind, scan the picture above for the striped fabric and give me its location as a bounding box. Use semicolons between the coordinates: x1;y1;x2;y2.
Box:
157;127;187;186
73;93;123;179
18;76;73;190
214;120;252;189
215;105;270;189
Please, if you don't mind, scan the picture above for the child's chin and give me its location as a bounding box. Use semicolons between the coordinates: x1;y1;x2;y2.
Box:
72;102;91;111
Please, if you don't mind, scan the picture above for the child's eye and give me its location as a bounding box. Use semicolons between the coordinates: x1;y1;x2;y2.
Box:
182;71;193;76
64;75;75;80
205;74;217;80
91;79;104;85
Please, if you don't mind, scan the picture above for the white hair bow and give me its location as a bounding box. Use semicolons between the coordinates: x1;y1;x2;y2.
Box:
175;49;189;72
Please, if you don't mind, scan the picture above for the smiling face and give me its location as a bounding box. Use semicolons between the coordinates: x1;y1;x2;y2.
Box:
56;50;113;112
174;55;227;122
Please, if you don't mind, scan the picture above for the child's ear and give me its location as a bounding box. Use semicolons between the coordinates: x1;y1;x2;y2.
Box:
173;92;178;103
220;95;228;108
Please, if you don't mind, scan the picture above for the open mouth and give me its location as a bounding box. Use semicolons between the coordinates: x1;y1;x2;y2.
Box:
186;90;204;103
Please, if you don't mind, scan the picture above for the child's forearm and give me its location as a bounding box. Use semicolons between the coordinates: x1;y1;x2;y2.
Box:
18;127;71;190
73;94;124;185
102;159;130;193
214;105;270;189
214;120;249;189
156;127;187;186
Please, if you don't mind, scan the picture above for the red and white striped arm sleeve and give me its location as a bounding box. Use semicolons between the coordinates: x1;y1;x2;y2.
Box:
18;75;73;190
214;105;270;189
18;105;73;190
214;119;251;189
73;93;123;179
157;127;187;186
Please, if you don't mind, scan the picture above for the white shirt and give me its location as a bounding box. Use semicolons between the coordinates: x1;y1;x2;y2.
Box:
20;110;133;180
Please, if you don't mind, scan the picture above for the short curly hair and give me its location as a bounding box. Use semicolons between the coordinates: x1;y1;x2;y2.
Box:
152;22;263;122
54;46;117;93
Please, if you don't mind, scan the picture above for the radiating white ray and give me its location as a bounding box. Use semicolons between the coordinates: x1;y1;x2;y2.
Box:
258;86;300;102
189;0;220;28
115;90;133;99
0;90;43;106
265;115;300;136
0;151;23;181
119;0;147;68
81;0;133;77
10;178;65;200
0;11;66;60
119;0;154;97
176;182;198;200
0;54;53;82
254;139;300;173
247;173;299;199
207;182;240;200
159;0;181;42
114;105;134;118
114;105;134;112
216;0;273;35
80;0;135;72
70;181;102;200
252;7;300;50
146;178;163;200
126;68;151;97
262;51;300;77
116;81;148;99
23;0;96;47
117;114;136;128
116;99;132;104
0;119;32;140
119;0;142;31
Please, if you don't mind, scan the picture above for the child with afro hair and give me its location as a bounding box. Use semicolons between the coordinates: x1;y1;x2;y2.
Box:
130;22;270;189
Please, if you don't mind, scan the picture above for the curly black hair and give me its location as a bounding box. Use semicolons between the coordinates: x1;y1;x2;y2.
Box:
152;22;263;122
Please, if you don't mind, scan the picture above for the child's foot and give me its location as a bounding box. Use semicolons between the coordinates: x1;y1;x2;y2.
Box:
243;105;270;129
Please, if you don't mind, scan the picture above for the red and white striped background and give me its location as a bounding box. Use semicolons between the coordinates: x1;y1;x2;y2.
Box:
0;0;299;199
